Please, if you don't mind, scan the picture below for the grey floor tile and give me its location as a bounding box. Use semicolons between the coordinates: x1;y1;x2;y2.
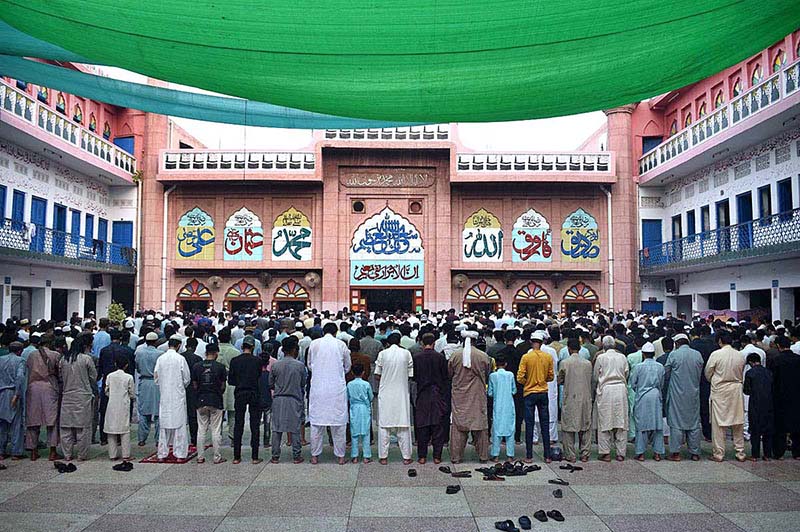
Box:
545;460;664;485
83;514;222;532
730;459;800;481
0;512;99;532
476;515;611;532
357;463;453;487
351;487;471;517
779;481;800;494
572;484;710;515
47;461;172;485
463;485;592;517
152;460;264;485
640;460;763;483
109;485;246;516
723;511;800;532
0;459;61;481
602;513;743;532
228;487;353;517
677;481;800;513
0;482;139;514
0;481;36;504
218;517;348;532
349;517;478;531
255;462;358;486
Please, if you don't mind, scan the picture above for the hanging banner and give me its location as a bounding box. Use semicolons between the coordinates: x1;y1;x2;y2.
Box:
176;207;215;260
560;208;600;262
462;208;503;262
511;208;552;263
271;206;312;261
350;206;424;286
223;207;263;261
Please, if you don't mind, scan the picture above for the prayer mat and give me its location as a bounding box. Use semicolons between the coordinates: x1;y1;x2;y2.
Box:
139;444;209;464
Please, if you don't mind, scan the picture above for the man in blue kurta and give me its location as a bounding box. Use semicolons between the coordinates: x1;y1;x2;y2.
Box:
631;342;665;461
0;342;26;457
346;363;373;463
488;355;517;460
626;337;646;441
135;332;162;446
664;333;704;461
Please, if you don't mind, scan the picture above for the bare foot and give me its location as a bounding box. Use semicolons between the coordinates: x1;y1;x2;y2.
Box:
352;458;360;464
363;458;372;464
653;454;662;462
598;454;611;462
232;459;241;464
616;456;625;462
635;454;645;462
403;459;413;465
338;457;347;465
379;458;388;465
433;458;441;464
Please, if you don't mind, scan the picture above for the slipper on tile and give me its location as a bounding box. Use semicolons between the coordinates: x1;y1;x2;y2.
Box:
445;484;461;494
408;468;417;478
494;519;519;532
451;471;472;478
548;478;569;486
547;510;565;522
53;461;69;473
518;515;532;530
523;464;541;473
533;510;548;523
483;473;506;481
553;488;563;499
439;465;452;474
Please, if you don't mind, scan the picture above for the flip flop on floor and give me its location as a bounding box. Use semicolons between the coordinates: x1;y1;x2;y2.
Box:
483;473;506;481
548;478;569;486
553;488;563;498
451;471;472;478
494;519;519;532
559;463;583;472
518;515;532;530
533;510;548;523
547;510;565;522
523;464;541;473
407;469;417;477
439;466;452;474
445;485;461;494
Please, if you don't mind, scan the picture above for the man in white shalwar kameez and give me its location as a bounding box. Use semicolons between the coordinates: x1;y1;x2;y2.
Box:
533;331;559;444
375;333;414;464
154;337;191;460
307;323;351;464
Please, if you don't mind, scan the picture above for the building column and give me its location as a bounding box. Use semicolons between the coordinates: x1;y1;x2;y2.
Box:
731;289;750;312
603;104;638;311
694;293;709;313
31;287;48;320
663;296;678;316
1;282;11;322
772;287;795;323
67;289;84;319
96;279;112;316
321;157;342;310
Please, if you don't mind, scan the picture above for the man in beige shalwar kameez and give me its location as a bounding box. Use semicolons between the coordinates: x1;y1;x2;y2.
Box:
594;336;629;461
705;331;746;462
448;330;491;463
558;337;593;462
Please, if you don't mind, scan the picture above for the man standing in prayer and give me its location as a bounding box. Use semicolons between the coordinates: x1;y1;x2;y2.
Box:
517;333;554;463
154;336;191;461
375;332;414;465
104;354;134;461
664;333;704;461
181;337;203;447
228;336;263;464
307;323;351;464
98;329;130;446
0;341;25;458
533;331;559;447
558;337;593;463
631;342;665;461
494;330;524;444
359;326;383;393
412;332;450;464
59;334;98;461
192;336;228;464
269;335;306;464
771;335;800;459
25;335;60;461
740;334;766;442
488;355;517;461
705;331;746;462
136;332;162;446
626;336;646;442
594;335;629;462
216;328;240;441
448;329;491;463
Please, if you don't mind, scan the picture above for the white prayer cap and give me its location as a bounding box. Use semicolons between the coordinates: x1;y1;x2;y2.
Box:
295;322;304;328
31;332;42;338
672;333;689;342
642;342;655;353
124;319;134;329
461;330;479;339
145;332;159;341
460;330;478;368
454;324;467;332
531;331;546;342
61;325;71;333
587;311;594;317
156;313;163;319
146;315;154;320
292;331;304;339
170;334;182;341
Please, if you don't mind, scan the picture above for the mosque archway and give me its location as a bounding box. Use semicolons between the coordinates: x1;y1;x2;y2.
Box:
175;279;214;312
463;280;502;313
561;281;600;314
223;279;262;312
513;281;551;314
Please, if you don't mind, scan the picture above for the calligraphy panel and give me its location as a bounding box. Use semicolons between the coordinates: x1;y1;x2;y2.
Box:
560;208;600;262
511;208;552;263
176;207;215;260
462;208;503;262
350;207;424;286
340;167;435;188
223;207;264;261
272;207;312;261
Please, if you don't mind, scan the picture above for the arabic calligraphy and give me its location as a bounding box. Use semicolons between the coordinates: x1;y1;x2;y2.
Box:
177;226;215;258
225;227;263;257
512;229;552;261
560;229;600;260
343;171;434;188
350;260;425;286
463;228;503;261
272;227;312;260
352;213;421;256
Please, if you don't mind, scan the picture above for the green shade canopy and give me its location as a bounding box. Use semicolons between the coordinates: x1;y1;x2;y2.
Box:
2;0;798;122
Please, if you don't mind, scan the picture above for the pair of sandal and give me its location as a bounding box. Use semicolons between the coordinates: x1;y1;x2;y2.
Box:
112;460;134;472
438;465;472;478
532;510;565;523
54;461;77;474
559;463;583;472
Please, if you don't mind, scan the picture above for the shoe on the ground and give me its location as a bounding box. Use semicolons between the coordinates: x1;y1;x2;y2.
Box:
445;485;461;494
494;519;519;532
533;510;548;523
553;488;563;498
518;515;532;530
547;510;565;522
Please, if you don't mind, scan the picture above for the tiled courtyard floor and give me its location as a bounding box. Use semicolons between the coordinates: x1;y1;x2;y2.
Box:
1;432;799;532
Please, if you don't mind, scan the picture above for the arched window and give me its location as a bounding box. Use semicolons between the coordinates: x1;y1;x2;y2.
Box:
683;113;692;128
224;279;262;311
561;282;600;314
732;78;742;97
175;279;213;312
73;103;83;124
56;93;66;113
37;86;48;104
697;103;707;118
463;280;502;312
102;121;111;140
772;49;786;72
669;120;678;137
512;281;551;313
88;113;97;132
714;90;725;109
751;64;763;85
272;279;311;311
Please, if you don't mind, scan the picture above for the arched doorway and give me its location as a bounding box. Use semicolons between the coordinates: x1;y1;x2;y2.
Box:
272;279;311;312
512;281;551;314
463;281;502;313
175;279;214;312
561;282;600;314
224;279;262;313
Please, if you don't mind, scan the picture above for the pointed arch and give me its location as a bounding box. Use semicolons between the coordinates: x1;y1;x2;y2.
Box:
272;279;311;311
224;279;262;311
175;279;213;312
642;119;660;137
463;280;502;312
512;281;552;312
561;281;600;314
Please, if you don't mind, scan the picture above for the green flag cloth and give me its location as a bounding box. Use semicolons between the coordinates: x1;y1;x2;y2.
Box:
1;1;798;122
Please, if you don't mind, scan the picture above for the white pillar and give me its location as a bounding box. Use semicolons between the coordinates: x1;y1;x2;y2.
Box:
773;287;795;323
96;278;112;317
67;289;84;319
42;285;52;320
731;289;750;312
664;296;678;315
31;287;47;320
694;293;709;313
1;282;11;322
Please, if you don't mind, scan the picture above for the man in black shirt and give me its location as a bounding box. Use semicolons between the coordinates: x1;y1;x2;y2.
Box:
229;336;263;464
192;336;227;464
182;337;204;447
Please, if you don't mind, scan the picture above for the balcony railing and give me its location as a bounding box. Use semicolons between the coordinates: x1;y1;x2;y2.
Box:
638;58;800;176
640;207;800;272
0;79;136;175
457;153;611;173
0;218;136;273
162;151;315;172
323;125;449;141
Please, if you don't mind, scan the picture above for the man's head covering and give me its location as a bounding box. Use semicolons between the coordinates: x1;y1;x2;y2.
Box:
124;319;134;330
642;342;656;354
205;335;220;353
145;332;159;342
242;335;256;348
531;331;545;343
461;330;479;368
672;333;689;342
19;319;30;326
8;341;23;353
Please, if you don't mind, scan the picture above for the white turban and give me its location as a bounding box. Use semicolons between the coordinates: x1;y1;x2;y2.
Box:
461;330;479;368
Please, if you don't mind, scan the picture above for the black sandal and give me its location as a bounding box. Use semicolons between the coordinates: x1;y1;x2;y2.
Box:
553;488;563;498
451;471;472;478
494;519;519;532
407;469;417;478
439;466;452;474
548;478;569;486
446;485;461;494
518;515;532;530
547;510;565;522
523;464;541;473
533;510;548;523
483;473;506;481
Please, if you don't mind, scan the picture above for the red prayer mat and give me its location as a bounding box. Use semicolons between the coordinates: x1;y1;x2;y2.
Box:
139;444;210;464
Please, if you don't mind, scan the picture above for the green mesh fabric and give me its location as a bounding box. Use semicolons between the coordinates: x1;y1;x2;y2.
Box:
1;1;798;122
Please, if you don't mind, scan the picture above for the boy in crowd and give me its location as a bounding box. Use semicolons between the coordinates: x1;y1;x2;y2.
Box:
347;363;374;464
104;354;134;461
487;355;517;462
743;352;773;461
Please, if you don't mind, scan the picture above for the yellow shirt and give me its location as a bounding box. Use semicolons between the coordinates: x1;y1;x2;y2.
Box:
516;348;554;395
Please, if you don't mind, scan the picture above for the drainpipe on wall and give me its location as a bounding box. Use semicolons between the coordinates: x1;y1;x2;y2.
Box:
601;185;614;311
161;185;176;312
134;177;142;310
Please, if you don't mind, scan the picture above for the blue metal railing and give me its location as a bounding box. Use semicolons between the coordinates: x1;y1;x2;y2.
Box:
0;218;136;271
640;207;800;271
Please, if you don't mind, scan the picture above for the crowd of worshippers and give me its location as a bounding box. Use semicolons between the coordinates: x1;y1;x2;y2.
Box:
0;307;799;467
